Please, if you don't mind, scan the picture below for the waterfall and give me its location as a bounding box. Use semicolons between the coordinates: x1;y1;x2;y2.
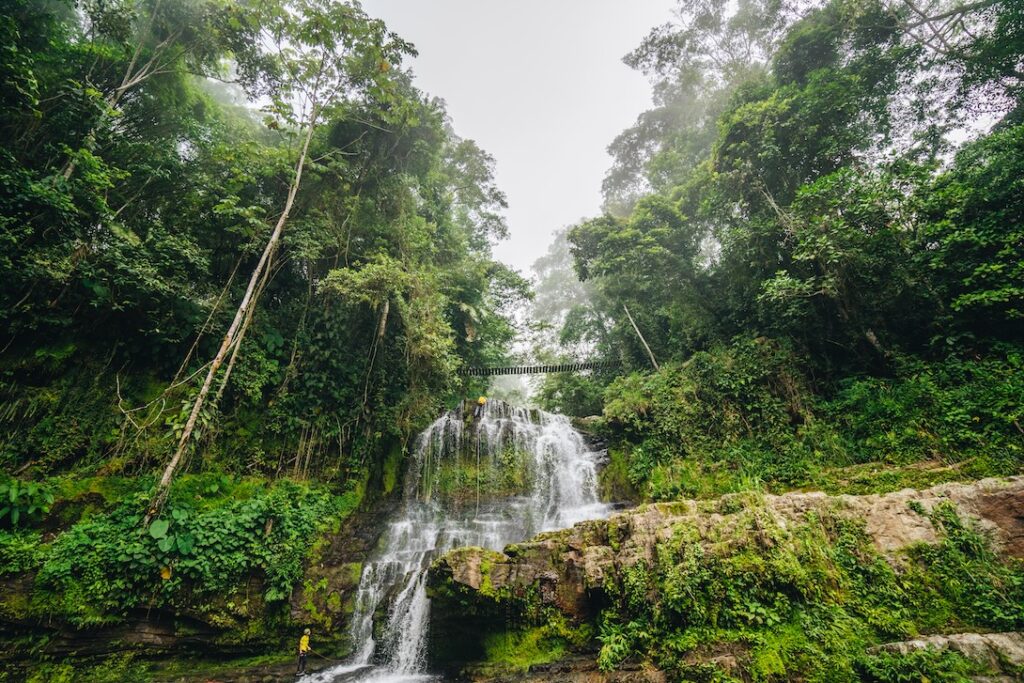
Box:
309;400;610;682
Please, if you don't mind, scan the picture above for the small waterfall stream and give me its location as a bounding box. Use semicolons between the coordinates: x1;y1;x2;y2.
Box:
310;401;611;682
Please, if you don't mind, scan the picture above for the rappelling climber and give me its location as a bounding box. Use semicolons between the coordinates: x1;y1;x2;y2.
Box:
473;395;487;419
296;627;311;676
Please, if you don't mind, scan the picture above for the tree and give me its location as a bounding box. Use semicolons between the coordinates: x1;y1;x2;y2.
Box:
758;166;935;361
148;0;413;515
603;0;805;210
922;123;1024;337
0;0;521;486
59;0;225;180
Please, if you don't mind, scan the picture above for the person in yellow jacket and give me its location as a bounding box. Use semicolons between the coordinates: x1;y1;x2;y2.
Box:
296;627;311;675
473;395;486;419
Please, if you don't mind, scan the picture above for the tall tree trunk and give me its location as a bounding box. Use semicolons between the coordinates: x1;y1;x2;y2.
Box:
212;256;273;407
623;304;660;371
361;298;390;411
146;111;318;521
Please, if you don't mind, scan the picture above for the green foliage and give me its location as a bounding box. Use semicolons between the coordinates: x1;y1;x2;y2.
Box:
542;0;1024;434
23;653;150;683
32;479;344;626
0;529;44;576
856;648;982;682
588;502;1024;681
0;0;523;482
906;502;1024;630
0;477;53;528
0;6;525;676
604;0;797;208
923;123;1024;331
602;342;1023;500
535;369;611;418
826;353;1024;465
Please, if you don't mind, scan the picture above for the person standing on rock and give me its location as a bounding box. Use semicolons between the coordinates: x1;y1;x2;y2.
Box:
296;627;311;676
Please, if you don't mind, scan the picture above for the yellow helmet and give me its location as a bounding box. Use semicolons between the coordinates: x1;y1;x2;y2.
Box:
477;396;487;405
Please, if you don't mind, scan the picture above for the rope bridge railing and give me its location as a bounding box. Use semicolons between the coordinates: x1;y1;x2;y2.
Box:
459;361;619;377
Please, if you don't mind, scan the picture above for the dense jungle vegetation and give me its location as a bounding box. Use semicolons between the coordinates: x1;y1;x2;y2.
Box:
511;4;1024;676
0;0;518;675
0;0;518;480
1;0;1023;680
532;0;1024;500
512;3;1024;671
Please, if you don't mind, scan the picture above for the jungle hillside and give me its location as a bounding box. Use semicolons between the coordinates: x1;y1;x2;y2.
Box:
1;0;1023;681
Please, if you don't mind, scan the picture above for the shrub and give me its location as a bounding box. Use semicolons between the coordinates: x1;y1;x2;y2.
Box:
0;477;54;528
603;341;1024;500
33;479;344;626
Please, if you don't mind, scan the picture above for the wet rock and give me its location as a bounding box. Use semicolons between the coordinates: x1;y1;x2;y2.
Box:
581;545;613;589
288;495;398;649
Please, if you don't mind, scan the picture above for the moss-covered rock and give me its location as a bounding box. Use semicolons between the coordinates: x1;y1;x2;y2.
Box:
430;477;1024;681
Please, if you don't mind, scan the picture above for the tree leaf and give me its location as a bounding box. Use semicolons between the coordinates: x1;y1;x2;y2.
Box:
177;533;195;555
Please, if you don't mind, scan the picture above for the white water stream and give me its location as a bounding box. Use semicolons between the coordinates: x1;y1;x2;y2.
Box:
308;401;611;682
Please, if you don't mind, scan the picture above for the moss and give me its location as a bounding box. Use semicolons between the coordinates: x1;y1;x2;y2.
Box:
653;501;692;516
599;447;639;502
856;647;985;681
809;460;972;496
607;516;628;552
480;626;567;672
427;447;533;502
142;652;295;681
302;577;333;631
342;562;363;587
52;476;149;508
381;443;403;496
0;581;33;621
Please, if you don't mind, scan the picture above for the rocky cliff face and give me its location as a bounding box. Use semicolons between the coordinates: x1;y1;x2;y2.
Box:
429;477;1024;681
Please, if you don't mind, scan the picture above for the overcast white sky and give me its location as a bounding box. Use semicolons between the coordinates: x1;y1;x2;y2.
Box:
360;0;676;273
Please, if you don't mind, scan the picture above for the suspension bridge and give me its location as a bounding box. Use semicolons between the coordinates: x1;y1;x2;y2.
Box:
458;361;619;377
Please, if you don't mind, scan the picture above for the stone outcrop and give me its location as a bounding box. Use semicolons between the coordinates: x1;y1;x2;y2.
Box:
871;632;1024;682
427;476;1024;680
432;477;1024;622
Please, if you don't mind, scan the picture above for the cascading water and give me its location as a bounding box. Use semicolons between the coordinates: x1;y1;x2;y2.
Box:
309;400;611;682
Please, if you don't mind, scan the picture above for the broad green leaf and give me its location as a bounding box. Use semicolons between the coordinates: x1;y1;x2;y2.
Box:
149;519;170;539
